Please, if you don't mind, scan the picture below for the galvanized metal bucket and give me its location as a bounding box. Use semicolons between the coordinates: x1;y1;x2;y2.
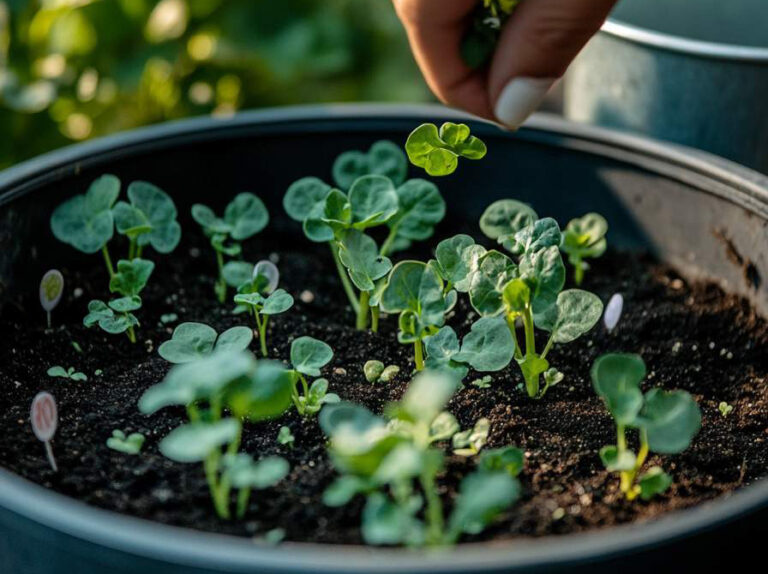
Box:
564;0;768;173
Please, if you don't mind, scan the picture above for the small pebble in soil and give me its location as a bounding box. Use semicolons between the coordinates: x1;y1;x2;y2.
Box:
299;290;314;304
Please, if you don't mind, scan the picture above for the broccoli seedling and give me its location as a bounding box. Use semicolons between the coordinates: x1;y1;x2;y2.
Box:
461;1;520;69
47;366;87;381
232;261;294;357
191;193;269;302
107;430;145;455
277;426;295;448
158;322;253;363
561;213;608;285
83;258;154;343
320;370;522;547
718;401;733;417
284;140;446;331
452;418;490;456
288;336;340;416
405;123;487;176
113;181;181;259
139;350;292;519
591;353;701;500
467;202;604;398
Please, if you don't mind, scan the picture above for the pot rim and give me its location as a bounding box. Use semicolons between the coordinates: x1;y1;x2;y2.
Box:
601;19;768;63
1;103;768;572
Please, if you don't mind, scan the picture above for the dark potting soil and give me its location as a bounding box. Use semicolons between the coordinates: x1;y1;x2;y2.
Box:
0;234;767;546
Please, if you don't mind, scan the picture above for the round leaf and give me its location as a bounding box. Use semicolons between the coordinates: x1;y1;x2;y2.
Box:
158;322;217;363
224;192;269;240
283;177;331;222
290;336;334;377
215;326;253;353
348;175;399;228
591;353;646;425
449;471;519;536
260;289;294;315
387;179;446;242
548;289;604;343
127;181;181;253
338;230;392;292
479;199;537;241
332;140;407;190
454;316;515;371
638;389;701;454
159;419;239;463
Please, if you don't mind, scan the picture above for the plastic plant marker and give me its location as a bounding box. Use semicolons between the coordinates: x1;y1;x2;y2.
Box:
604;293;623;332
30;392;58;472
40;269;64;328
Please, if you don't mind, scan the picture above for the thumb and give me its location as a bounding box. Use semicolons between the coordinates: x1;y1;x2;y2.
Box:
489;0;617;129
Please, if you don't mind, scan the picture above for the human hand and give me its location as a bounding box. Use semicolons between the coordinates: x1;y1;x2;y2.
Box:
393;0;618;128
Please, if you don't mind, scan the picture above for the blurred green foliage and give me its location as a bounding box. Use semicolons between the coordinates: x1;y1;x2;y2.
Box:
0;0;430;169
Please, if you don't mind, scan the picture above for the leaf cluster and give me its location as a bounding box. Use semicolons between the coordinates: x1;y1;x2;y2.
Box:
288;336;340;416
405;123;487;176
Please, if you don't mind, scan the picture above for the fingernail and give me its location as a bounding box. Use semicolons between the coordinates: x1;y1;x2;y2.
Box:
494;77;556;129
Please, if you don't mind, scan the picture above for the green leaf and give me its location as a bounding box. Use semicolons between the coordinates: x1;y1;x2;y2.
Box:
373;443;428;483
277;426;295;447
290;336;333;376
191;204;232;235
113;201;151;239
518;354;549;388
260;289;294;315
424;327;460;361
83;299;113;327
362;492;424;546
504;217;562;255
405;122;487;176
386;179;446;245
478;447;525;478
332;140;407;190
109;258;155;297
323;475;371;507
124;181;181;253
539;289;603;343
452;418;490;456
399;370;457;424
50;174;120;253
158;323;253;363
215;326;254;353
224;192;269;240
159;419;240;463
364;360;385;383
108;295;142;312
518;246;565;314
637;389;702;454
107;430;145;455
338;230;392;292
227;360;294;421
46;366;69;378
449;470;519;536
283;177;332;222
435;235;485;291
479;199;537;241
638;467;672;500
591;354;646;425
501;278;531;313
454;316;515;372
348;175;399;229
468;250;517;316
381;260;446;332
562;213;608;257
222;261;254;289
224;454;289;489
429;411;460;443
83;299;138;335
599;445;637;471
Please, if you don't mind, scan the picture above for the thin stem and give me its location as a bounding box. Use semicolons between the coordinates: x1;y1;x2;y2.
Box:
136;244;144;258
46;311;52;330
126;323;137;344
414;338;425;371
128;239;136;260
356;290;370;330
330;242;360;313
379;225;399;258
541;333;556;360
298;373;310;398
371;305;380;333
573;257;584;286
521;306;539;398
254;311;268;357
506;313;523;361
236;487;251;519
215;248;226;304
101;245;115;279
420;471;444;546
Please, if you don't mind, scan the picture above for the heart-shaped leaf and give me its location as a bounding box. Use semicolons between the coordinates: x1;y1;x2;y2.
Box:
338;230;392;292
108;295;142;313
50;174;120;253
386;179;446;246
290;336;333;376
348;175;399;229
158;322;253;363
504;217;562;255
260;289;294;315
224;454;289;489
191;204;233;235
468;250;517;316
449;470;519;536
454;316;515;372
332;140;407;190
562;213;608;257
637;389;701;454
223;192;269;240
121;181;181;253
479;199;537;242
539;289;603;343
638;467;672;500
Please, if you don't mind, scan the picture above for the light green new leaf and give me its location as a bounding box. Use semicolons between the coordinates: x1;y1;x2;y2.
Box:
479;199;537;241
159;419;240;463
637;389;701;454
348;175;399;229
106;430;145;455
468;250;517;316
108;295;142;312
290;336;333;376
449;470;519;536
109;258;155;297
223;192;269;240
83;299;137;334
478;447;524;478
454;316;515;372
591;353;646;425
222;261;254;288
638;467;673;500
562;213;608;258
504;217;562;255
400;370;457;424
50;174;120;253
332;140;408;190
452;418;490;456
338;230;392;292
405;122;487;176
599;445;637;471
227;360;294;421
191;204;232;235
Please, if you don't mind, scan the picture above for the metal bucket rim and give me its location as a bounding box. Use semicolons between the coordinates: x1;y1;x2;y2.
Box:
602;19;768;62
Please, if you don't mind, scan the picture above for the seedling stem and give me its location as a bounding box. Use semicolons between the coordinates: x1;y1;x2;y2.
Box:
101;245;115;279
330;243;360;313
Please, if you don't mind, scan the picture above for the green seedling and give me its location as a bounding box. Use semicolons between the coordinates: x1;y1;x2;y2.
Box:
380;261;455;370
232;261;294;357
561;213;608;285
191;193;269;302
463;201;604;398
277;426;295;448
320;370;521;547
453;418;490;456
284;141;446;331
83;258;154;343
139;350;293;519
718;401;734;417
288;336;340;416
405;123;487;176
471;376;492;389
461;0;520;68
46;366;87;381
107;430;145;455
423;317;515;382
158;322;253;363
113;181;181;259
592;353;701;501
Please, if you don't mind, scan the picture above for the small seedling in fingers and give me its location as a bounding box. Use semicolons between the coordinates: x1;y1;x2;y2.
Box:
47;366;87;381
107;430;145;455
461;0;519;68
40;269;64;329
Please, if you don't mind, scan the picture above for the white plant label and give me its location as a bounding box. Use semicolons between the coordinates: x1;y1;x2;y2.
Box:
40;269;64;328
604;293;624;332
31;391;58;472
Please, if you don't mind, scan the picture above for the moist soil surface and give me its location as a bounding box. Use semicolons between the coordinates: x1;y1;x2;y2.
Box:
1;234;767;545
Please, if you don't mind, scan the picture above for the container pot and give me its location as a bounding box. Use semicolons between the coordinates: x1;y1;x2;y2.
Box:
564;0;768;173
1;104;767;573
